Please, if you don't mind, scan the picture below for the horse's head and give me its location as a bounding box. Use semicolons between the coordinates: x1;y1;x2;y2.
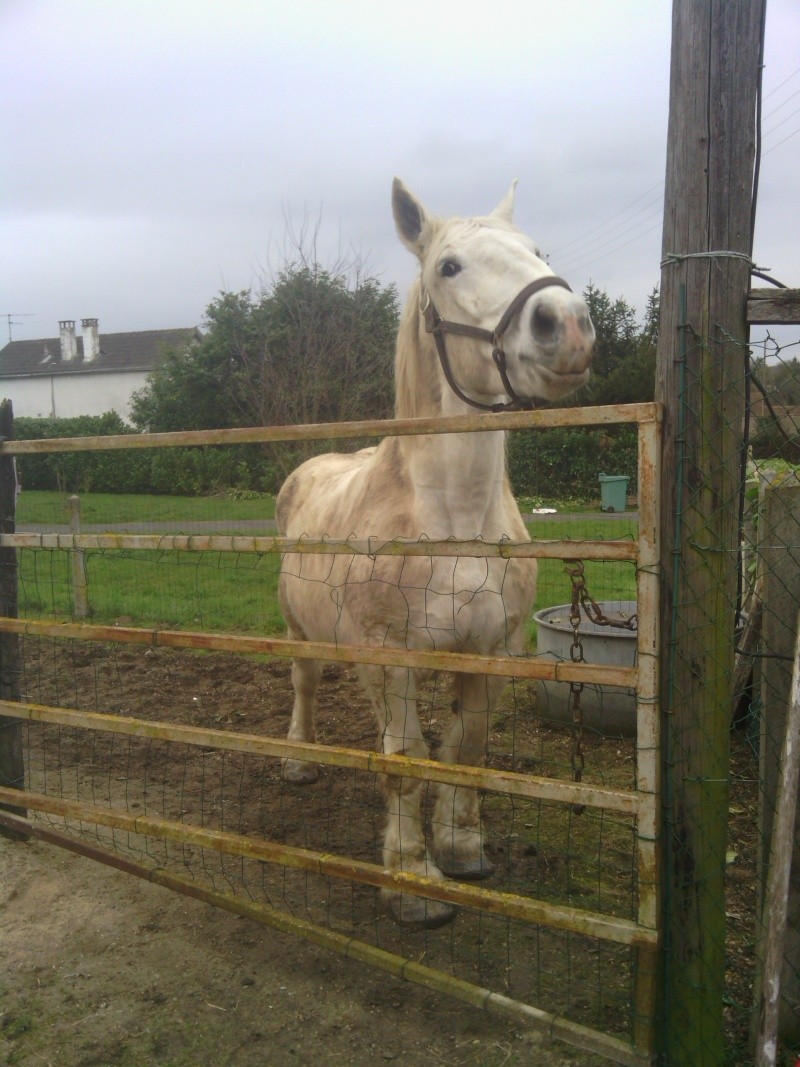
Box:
392;179;594;411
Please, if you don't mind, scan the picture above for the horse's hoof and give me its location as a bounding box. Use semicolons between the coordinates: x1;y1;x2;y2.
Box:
282;759;319;784
436;852;494;881
387;893;457;929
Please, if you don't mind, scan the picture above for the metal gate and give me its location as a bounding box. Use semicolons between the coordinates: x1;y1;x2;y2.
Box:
0;401;660;1065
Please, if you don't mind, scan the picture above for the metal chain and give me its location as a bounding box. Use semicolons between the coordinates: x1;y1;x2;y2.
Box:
565;563;587;815
562;562;637;816
573;568;638;633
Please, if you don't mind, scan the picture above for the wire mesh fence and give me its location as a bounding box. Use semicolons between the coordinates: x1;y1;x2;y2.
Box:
743;328;800;1059
0;406;659;1065
657;317;800;1065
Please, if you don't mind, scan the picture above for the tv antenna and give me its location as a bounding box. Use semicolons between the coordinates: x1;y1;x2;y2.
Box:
3;313;35;343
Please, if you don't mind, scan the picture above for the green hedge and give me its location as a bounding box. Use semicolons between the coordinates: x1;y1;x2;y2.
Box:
507;426;638;500
14;414;280;496
13;414;639;502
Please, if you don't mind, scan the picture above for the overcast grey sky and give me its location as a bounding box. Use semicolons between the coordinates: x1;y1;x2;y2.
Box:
2;0;798;344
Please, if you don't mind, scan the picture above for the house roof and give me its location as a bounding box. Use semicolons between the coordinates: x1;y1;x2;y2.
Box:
0;327;202;378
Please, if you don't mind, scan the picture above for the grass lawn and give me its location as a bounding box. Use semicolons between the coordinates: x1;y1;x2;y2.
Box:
16;490;276;527
14;491;639;638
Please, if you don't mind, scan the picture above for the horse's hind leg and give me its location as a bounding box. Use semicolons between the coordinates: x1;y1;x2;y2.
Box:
282;654;323;783
359;663;456;929
433;673;504;880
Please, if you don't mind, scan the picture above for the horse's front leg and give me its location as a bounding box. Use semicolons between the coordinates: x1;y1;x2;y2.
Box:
433;673;505;880
282;653;323;783
358;663;456;929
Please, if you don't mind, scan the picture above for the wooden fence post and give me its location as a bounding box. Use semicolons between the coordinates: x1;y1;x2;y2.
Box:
68;494;89;618
755;613;800;1065
655;1;766;1062
754;475;800;1045
0;398;26;836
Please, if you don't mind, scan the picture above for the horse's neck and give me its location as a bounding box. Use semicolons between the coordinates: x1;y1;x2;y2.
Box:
392;282;509;539
405;430;508;538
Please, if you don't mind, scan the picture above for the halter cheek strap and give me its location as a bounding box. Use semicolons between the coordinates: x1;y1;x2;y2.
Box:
422;275;573;413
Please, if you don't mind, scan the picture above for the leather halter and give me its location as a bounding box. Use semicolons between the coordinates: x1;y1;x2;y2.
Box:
421;275;573;413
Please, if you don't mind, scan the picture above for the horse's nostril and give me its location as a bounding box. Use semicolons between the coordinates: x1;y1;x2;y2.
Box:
532;303;558;341
578;313;594;337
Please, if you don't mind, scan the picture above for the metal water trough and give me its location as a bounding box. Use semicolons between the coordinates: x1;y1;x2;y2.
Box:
534;600;637;737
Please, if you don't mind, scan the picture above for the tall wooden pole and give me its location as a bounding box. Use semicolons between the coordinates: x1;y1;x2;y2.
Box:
656;2;766;1063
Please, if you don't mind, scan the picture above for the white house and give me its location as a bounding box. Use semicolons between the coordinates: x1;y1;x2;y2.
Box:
0;318;201;422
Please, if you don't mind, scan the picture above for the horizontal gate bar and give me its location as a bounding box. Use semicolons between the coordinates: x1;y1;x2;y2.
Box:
0;787;656;948
1;531;639;562
0;698;640;815
0;616;640;686
0;402;660;455
0;810;649;1066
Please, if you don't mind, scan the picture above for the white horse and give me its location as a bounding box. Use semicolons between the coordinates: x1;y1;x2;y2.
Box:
276;180;594;928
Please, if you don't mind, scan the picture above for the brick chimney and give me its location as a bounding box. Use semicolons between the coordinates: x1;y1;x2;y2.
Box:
81;318;100;363
59;320;78;362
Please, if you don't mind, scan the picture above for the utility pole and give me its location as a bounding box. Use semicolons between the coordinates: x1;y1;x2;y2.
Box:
655;1;766;1063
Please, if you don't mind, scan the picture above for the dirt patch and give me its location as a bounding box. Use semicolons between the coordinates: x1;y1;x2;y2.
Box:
1;835;595;1067
0;639;761;1064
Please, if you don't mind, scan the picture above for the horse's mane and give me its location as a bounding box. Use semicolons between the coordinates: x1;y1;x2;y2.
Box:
394;276;442;419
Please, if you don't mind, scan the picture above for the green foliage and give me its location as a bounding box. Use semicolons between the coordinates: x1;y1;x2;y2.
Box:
504;282;654;499
15;279;651;499
748;355;800;462
508;425;638;500
751;413;800;463
15;413;146;494
751;355;800;407
564;284;658;408
131;263;400;483
14;415;281;496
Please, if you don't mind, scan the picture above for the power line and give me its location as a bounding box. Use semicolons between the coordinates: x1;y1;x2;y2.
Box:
551;70;800;281
555;195;663;269
541;68;800;287
546;180;664;259
763;65;800;102
762;124;800;157
762;84;800;122
763;103;800;139
556;220;663;280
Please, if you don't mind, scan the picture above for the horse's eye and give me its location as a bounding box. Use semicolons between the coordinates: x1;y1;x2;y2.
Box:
440;259;461;278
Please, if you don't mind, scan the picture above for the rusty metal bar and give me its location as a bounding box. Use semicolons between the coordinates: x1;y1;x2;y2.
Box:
0;403;660;455
634;418;661;922
0;698;640;815
0;616;639;686
0;809;649;1066
0;398;25;834
1;399;662;1062
631;417;661;1058
0;786;655;948
1;531;639;562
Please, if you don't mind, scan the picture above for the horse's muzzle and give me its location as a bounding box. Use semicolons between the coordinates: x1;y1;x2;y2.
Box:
529;292;595;373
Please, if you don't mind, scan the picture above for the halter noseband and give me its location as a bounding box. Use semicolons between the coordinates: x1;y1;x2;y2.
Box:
421;275;573;413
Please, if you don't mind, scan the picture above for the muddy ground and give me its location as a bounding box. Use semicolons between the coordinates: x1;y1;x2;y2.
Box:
0;642;760;1065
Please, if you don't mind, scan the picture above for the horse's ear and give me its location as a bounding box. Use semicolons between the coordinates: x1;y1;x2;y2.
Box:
491;180;518;224
392;179;429;256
